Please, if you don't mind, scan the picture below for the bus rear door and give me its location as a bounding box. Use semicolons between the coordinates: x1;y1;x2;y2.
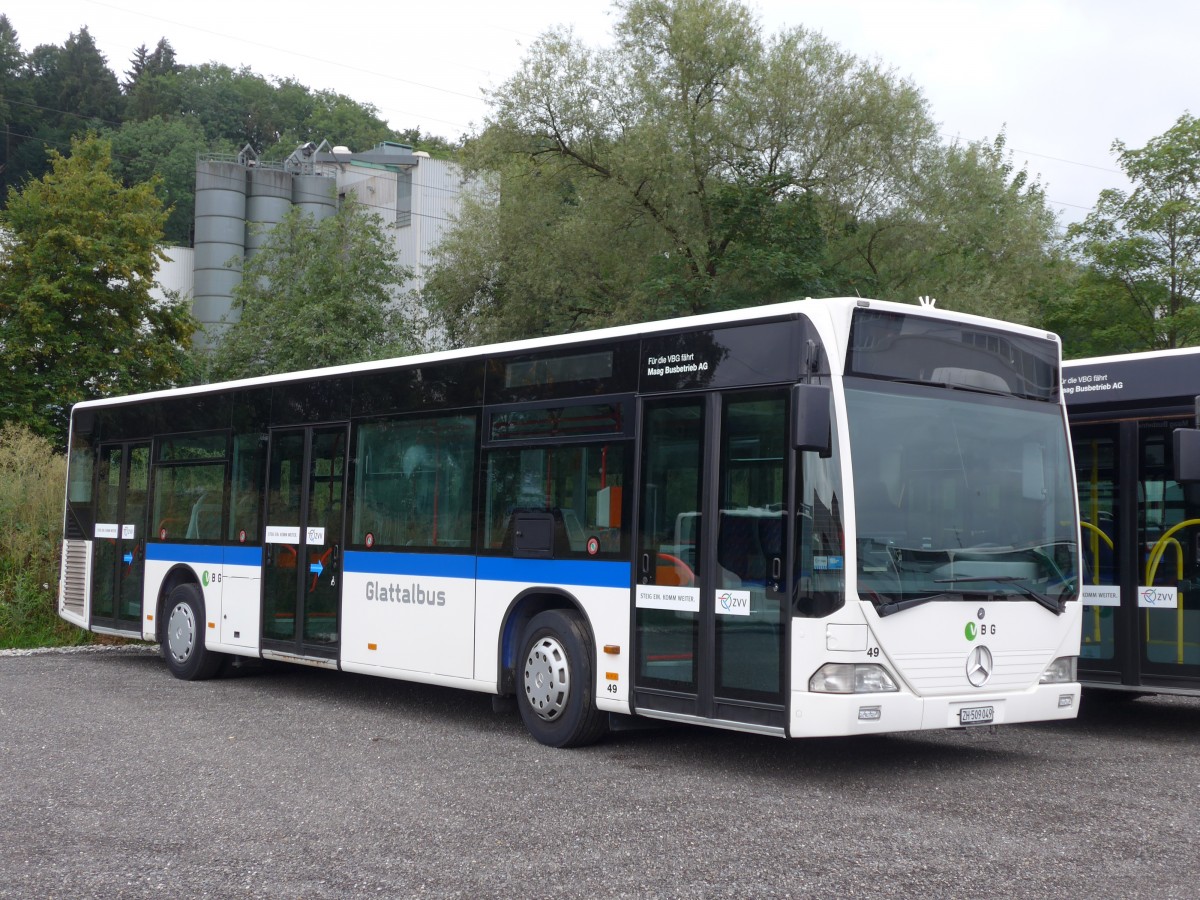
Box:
91;441;150;634
261;425;348;661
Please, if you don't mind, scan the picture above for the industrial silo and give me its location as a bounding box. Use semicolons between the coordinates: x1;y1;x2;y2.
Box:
245;167;294;260
292;172;337;221
192;159;248;348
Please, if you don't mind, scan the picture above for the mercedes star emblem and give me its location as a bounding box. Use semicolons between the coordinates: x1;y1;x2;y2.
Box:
966;645;994;687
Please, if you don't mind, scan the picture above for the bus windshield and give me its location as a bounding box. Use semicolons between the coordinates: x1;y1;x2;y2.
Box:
846;380;1078;614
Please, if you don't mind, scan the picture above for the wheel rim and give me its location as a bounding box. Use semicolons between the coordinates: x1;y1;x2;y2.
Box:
167;601;197;663
523;635;571;722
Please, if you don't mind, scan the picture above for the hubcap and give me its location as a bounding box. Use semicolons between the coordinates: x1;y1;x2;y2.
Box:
523;635;571;722
167;602;196;663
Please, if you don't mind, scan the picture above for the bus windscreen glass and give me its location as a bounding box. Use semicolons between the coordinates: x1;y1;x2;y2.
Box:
847;381;1078;614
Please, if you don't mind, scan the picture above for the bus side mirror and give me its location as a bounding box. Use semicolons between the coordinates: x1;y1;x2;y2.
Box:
791;383;831;454
1174;428;1200;483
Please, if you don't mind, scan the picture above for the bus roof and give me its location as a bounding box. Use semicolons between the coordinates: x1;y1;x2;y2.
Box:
71;296;1059;411
1064;345;1200;410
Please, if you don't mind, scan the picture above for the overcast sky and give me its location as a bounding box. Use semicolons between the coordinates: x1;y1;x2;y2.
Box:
8;0;1196;226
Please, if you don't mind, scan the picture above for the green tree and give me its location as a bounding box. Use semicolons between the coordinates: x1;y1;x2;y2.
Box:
1063;113;1200;350
30;27;122;131
1041;268;1143;359
123;38;183;121
281;90;395;156
0;15;32;202
207;197;413;379
107;115;208;244
830;134;1071;322
425;0;936;345
0;135;195;446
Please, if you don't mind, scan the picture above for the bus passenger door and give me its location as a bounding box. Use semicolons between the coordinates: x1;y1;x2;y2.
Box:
261;425;347;660
91;441;150;633
634;391;789;731
1138;420;1200;682
1073;423;1125;682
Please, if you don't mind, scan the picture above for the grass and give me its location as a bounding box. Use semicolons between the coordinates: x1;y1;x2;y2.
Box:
0;423;89;649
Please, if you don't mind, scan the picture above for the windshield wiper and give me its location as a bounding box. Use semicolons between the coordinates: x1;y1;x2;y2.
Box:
933;575;1064;615
875;592;962;618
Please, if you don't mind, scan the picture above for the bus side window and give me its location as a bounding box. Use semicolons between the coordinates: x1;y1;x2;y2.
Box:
352;414;477;551
229;433;266;542
485;443;629;557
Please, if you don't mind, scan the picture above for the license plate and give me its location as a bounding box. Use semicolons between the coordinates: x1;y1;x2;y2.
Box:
959;705;994;725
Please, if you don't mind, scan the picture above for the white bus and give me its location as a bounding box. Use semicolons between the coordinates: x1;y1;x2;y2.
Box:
58;298;1082;746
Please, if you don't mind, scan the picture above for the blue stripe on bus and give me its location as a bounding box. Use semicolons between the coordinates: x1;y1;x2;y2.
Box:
344;551;476;579
343;551;631;589
477;556;631;589
145;543;262;567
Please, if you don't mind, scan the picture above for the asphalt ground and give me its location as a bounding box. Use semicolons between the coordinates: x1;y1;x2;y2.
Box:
2;646;1198;899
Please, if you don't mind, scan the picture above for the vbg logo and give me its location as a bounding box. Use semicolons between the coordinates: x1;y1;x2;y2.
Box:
202;571;210;587
964;621;977;641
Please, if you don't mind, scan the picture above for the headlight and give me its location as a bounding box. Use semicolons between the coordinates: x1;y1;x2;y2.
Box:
1040;656;1078;684
809;663;899;694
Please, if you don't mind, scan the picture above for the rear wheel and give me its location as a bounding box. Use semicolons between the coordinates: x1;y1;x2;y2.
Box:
161;583;222;680
517;609;608;748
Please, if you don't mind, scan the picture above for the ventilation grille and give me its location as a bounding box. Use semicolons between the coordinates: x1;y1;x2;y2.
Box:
60;540;89;620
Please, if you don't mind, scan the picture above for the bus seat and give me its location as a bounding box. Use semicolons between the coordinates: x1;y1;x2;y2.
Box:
186;494;221;540
718;512;762;583
502;508;572;558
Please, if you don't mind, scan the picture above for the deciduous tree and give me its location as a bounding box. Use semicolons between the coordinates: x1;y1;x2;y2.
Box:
207;197;413;379
0;135;194;446
425;0;939;344
1062;113;1200;350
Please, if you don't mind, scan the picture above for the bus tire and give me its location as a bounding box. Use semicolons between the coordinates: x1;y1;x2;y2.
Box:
161;583;222;680
517;609;608;748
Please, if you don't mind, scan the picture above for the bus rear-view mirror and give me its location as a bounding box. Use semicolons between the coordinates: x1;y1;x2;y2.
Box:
1174;428;1200;483
791;383;831;454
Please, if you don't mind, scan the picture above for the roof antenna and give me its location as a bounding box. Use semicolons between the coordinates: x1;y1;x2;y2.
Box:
918;295;938;308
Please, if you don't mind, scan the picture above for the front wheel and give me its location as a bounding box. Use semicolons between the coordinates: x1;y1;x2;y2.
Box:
161;583;222;680
517;609;608;748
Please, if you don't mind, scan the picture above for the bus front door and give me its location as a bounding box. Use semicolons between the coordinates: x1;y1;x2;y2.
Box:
261;425;348;661
91;441;150;634
634;391;790;733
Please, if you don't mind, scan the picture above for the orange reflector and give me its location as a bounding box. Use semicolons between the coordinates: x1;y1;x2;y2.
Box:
146;614;154;621
208;622;216;629
368;642;377;651
606;672;619;681
603;644;621;655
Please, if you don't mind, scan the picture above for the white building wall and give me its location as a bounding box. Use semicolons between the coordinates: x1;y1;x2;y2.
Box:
151;246;194;303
